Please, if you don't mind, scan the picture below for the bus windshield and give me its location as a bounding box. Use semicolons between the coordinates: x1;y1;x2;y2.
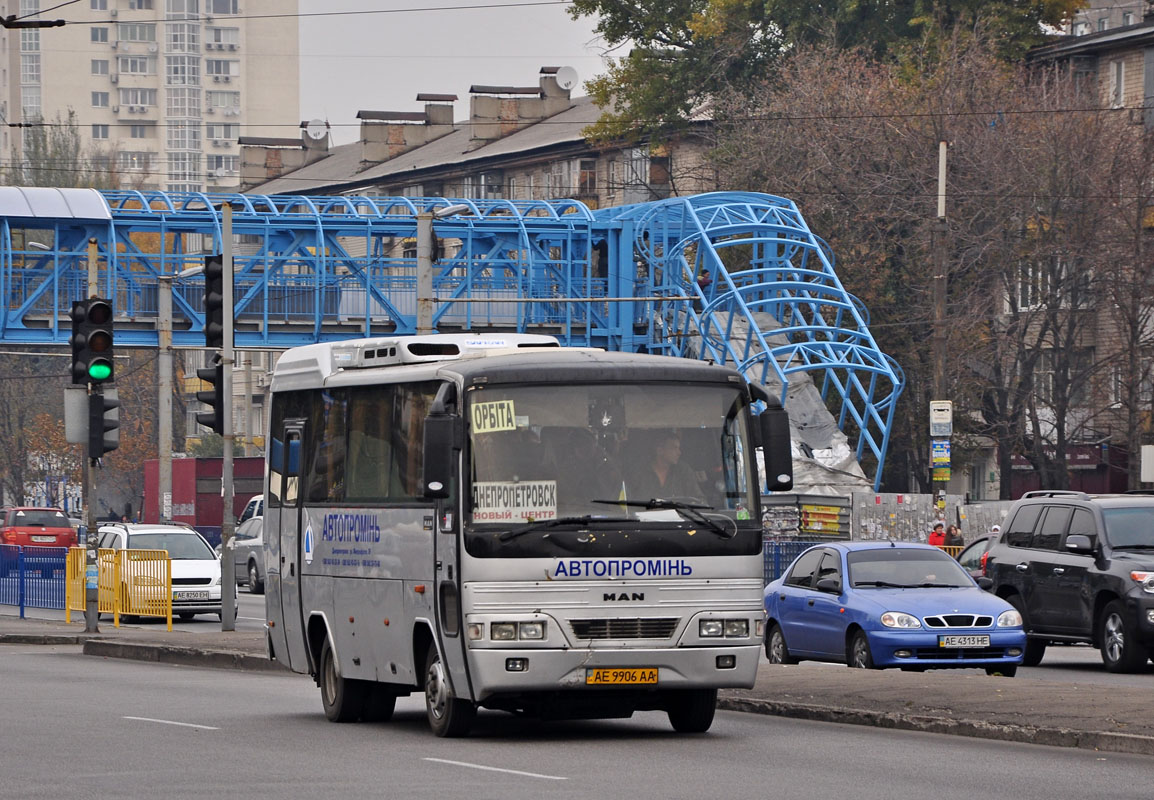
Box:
467;382;755;530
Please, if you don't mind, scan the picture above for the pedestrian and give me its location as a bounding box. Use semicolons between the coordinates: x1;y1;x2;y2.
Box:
928;521;946;546
696;269;712;291
990;523;1002;537
944;524;964;548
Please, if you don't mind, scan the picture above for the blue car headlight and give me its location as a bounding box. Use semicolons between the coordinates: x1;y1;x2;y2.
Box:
997;609;1023;627
880;611;921;629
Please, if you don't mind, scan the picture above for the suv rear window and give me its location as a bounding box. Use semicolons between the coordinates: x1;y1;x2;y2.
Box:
1005;504;1042;548
1033;506;1071;550
8;509;69;527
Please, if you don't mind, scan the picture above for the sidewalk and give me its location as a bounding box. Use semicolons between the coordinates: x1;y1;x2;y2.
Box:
2;612;1151;756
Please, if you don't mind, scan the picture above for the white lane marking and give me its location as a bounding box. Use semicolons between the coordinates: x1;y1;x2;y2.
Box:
423;757;567;781
123;716;219;730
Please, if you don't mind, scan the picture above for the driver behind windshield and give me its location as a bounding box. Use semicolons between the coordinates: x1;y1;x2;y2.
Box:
626;430;703;501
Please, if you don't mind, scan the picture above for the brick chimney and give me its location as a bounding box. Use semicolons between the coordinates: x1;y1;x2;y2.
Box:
359;95;457;165
466;67;573;151
238;122;329;191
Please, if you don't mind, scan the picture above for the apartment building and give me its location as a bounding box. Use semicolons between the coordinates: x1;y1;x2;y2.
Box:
1;0;299;192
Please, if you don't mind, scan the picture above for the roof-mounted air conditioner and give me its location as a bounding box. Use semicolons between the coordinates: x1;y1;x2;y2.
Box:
227;43;237;51
222;76;231;83
110;74;119;83
213;75;221;82
206;107;215;114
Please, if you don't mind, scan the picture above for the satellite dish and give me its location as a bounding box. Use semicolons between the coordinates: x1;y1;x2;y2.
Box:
213;167;227;178
304;118;329;141
555;66;579;92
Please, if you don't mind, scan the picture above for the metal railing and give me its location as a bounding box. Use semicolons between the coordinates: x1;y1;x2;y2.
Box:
65;547;172;630
0;544;67;617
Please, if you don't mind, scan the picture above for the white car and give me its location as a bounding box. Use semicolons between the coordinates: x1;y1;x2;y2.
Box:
96;523;222;620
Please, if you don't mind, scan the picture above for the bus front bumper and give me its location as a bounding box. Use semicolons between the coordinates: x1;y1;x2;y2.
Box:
466;643;760;700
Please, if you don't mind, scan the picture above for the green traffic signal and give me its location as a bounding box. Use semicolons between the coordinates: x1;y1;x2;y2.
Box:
88;361;113;381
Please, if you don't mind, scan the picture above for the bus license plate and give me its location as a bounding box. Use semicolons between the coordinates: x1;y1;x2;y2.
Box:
939;634;989;648
176;591;209;601
586;668;658;685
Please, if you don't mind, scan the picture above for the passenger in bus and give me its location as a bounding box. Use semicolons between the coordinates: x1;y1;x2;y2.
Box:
627;430;703;501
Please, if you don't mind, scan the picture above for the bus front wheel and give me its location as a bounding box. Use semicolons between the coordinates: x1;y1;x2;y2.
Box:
666;688;717;733
424;641;475;737
320;638;366;722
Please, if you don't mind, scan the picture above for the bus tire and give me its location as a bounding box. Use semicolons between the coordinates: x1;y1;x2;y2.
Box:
666;688;717;733
424;641;474;737
320;638;366;722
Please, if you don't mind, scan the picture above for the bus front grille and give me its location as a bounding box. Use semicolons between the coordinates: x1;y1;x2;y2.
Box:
570;618;679;640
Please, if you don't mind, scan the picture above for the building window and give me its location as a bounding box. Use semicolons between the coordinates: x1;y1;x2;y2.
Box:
168;120;201;150
167;86;200;117
165;0;199;20
166;55;200;85
130;124;149;138
118;23;157;42
130;0;155;8
1123;12;1135;26
118;56;155;75
168;151;202;183
20;29;40;51
206;59;238;77
91;27;109;43
22;86;42;120
1110;60;1124;108
119;87;158;106
205;122;239;141
20;54;40;84
91;59;109;75
578;159;597;196
91;0;107;8
118;151;153;171
1072;21;1090;35
206;26;239;46
166;22;200;52
92;124;110;139
206;0;238;13
1097;17;1108;32
206;90;240;109
91;91;110;107
206;154;238;174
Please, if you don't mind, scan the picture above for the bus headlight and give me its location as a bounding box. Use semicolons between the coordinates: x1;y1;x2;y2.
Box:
518;621;545;640
724;619;749;638
699;619;724;637
491;623;517;641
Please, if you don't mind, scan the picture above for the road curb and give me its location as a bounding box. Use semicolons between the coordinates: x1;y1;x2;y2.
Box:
717;695;1154;756
0;633;91;646
82;640;290;673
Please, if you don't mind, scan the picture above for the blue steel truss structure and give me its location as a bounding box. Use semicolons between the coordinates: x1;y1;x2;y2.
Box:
0;188;902;487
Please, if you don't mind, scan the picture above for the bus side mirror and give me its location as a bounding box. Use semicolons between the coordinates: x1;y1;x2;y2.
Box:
423;415;459;499
759;406;793;493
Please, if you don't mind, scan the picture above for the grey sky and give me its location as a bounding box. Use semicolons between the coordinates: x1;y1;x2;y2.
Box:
297;0;611;145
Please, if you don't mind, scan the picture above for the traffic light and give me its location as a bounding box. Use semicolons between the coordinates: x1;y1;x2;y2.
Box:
196;355;224;434
88;389;119;461
69;298;114;384
203;253;225;349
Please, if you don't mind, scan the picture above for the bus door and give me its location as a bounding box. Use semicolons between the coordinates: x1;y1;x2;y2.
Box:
433;460;473;701
276;422;310;673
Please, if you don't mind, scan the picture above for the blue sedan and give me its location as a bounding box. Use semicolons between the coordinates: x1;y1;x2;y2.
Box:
764;542;1026;676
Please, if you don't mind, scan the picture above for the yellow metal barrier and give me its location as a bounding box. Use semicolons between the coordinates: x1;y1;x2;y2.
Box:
935;544;964;558
65;547;172;630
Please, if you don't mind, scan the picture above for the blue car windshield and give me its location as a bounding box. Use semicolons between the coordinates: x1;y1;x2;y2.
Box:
848;549;971;588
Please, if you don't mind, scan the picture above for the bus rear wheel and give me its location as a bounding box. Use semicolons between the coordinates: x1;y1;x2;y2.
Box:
320;638;366;722
424;641;475;737
666;688;717;733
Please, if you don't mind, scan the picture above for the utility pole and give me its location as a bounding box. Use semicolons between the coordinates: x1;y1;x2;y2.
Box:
83;238;99;633
931;140;952;499
158;276;173;522
220;205;236;631
416;211;434;334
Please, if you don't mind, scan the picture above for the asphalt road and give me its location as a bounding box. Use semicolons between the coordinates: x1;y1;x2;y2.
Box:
2;645;1149;800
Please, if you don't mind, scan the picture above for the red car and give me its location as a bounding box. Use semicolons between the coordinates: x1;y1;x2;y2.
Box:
0;507;77;548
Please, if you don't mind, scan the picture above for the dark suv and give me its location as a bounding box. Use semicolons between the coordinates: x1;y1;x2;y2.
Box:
986;491;1154;673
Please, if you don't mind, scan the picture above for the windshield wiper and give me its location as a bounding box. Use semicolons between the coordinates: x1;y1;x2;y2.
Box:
853;580;913;588
592;498;735;539
497;515;632;542
1112;544;1154;550
916;582;963;588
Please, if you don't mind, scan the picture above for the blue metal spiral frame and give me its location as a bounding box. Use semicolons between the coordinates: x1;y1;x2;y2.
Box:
0;188;903;487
